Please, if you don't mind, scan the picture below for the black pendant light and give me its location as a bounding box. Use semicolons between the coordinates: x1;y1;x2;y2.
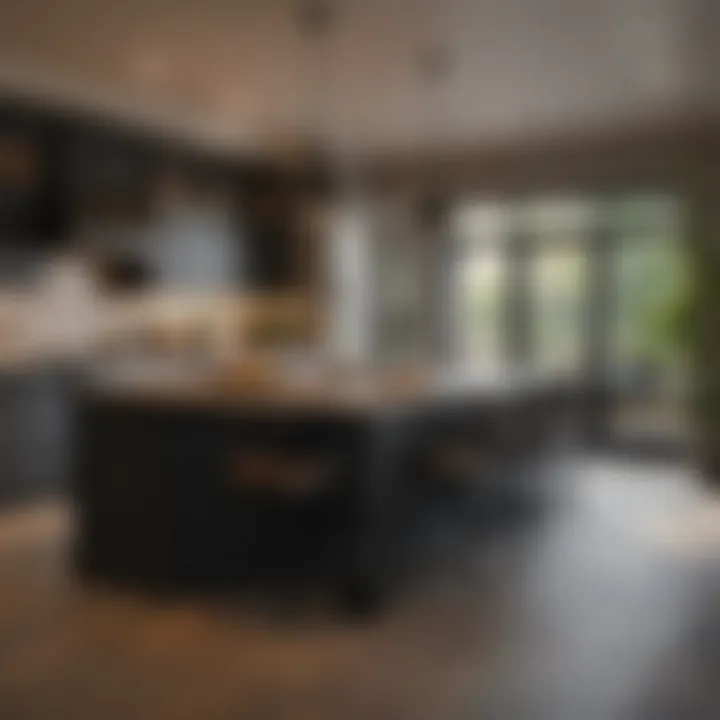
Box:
295;0;339;199
416;43;453;230
414;0;459;231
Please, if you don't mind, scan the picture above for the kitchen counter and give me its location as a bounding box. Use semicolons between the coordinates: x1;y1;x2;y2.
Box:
84;361;568;414
75;363;572;612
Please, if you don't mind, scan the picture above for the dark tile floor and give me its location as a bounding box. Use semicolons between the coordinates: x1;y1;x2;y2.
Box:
0;457;718;720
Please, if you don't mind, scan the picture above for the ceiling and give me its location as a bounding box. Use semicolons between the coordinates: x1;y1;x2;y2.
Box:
0;0;716;155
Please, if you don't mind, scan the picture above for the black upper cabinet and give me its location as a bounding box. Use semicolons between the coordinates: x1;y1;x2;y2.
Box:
0;98;251;251
0;106;56;244
241;171;302;289
63;122;158;224
0;97;302;292
31;120;74;242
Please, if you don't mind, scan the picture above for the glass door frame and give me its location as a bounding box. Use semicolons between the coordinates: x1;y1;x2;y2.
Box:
450;191;689;460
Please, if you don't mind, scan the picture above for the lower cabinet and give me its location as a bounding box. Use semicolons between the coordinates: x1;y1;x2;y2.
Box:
75;403;366;592
0;368;76;505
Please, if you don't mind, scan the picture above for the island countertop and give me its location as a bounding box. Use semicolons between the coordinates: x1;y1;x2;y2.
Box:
82;361;569;416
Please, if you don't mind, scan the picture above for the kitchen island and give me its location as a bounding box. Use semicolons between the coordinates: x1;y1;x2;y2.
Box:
74;365;571;610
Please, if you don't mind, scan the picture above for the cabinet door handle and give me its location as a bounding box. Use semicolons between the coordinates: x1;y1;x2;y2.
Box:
226;451;340;497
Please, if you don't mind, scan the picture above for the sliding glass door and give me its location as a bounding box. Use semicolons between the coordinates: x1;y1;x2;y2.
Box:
523;200;593;375
452;203;509;370
452;193;688;454
608;196;689;447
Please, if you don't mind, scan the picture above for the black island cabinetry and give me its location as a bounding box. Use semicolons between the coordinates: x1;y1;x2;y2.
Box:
74;374;571;608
